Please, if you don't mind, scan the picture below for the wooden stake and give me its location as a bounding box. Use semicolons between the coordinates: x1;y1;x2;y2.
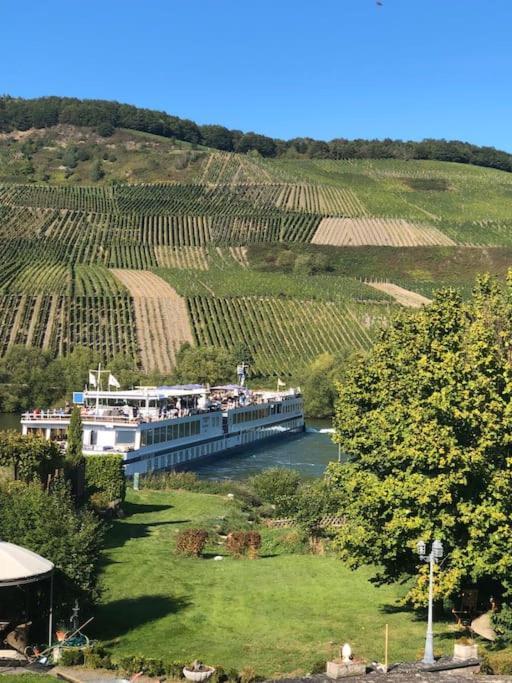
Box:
384;623;389;671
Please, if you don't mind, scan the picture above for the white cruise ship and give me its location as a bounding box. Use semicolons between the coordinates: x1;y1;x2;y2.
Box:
20;377;304;476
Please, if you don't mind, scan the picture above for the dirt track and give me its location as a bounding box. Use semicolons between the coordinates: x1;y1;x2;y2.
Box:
367;282;432;308
111;269;193;373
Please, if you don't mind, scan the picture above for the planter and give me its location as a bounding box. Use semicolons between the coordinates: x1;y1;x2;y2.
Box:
453;642;478;661
183;666;215;682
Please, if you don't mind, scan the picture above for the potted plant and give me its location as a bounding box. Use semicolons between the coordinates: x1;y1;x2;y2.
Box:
453;637;478;661
183;660;216;682
55;622;68;643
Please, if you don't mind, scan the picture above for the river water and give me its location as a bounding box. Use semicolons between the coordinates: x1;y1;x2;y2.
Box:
0;413;338;479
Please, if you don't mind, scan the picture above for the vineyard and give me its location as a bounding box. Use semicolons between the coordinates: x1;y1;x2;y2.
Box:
1;139;512;373
187;296;390;375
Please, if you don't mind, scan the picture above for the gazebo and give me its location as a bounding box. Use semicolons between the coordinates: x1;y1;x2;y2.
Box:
0;542;55;648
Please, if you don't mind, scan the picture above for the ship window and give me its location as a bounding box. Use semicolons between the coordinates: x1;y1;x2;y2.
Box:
178;423;185;439
146;429;154;446
116;430;135;445
184;422;190;438
166;425;173;440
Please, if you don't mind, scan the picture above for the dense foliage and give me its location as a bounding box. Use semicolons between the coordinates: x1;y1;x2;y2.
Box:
0;345;159;413
249;468;301;516
0;477;104;609
0;431;63;482
172;343;238;386
1;95;511;172
328;275;512;604
85;454;126;502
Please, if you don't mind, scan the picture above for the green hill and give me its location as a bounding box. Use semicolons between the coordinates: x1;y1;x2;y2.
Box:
1;124;512;377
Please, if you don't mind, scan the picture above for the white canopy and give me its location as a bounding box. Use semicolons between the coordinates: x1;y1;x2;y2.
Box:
0;542;54;587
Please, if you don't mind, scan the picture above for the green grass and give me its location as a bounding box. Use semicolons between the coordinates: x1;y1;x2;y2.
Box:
0;677;56;683
95;489;453;677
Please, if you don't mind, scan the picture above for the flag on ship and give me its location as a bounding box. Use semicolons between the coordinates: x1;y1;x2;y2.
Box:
277;378;286;388
88;371;97;387
108;374;121;389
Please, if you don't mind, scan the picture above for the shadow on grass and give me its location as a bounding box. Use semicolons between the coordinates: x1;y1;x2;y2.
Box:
93;594;190;640
103;500;186;550
123;501;174;516
104;519;191;549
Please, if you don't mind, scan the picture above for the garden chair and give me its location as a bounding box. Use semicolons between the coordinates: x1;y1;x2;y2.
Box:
452;589;479;627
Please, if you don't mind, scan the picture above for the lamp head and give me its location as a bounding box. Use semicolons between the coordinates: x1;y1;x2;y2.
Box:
416;540;426;557
432;539;443;560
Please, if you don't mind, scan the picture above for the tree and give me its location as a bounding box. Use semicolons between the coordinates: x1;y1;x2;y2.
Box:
327;276;512;604
0;478;104;610
90;159;104;181
67;406;83;466
303;353;347;418
172;344;235;385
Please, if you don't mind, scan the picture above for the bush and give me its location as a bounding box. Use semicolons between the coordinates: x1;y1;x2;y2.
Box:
143;470;199;491
164;660;186;679
492;604;512;644
0;478;104;611
226;531;247;558
261;528;306;556
481;651;512;675
59;647;85;666
249;468;301;515
245;531;262;559
175;529;209;557
86;454;125;502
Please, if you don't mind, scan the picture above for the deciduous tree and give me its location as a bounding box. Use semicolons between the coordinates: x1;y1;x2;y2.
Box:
328;276;512;604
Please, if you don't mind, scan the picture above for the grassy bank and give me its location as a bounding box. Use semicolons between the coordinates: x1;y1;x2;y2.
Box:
95;489;453;677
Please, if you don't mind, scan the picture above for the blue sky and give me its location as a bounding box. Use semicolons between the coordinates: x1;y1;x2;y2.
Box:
2;0;511;150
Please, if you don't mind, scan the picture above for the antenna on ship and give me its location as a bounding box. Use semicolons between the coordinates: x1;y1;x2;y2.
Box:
237;361;249;387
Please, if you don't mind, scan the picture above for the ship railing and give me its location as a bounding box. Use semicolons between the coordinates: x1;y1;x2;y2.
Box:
21;410;140;425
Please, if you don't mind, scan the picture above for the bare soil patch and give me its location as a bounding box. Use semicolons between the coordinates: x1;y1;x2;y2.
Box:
311;217;455;247
367;282;432;308
111;269;193;373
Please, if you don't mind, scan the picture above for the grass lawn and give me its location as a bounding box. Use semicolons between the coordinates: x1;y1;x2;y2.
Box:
95;489;454;677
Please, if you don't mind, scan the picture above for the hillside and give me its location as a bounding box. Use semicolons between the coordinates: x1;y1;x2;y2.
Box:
1;125;512;376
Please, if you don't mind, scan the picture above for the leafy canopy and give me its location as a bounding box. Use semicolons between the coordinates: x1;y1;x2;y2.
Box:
328;275;512;604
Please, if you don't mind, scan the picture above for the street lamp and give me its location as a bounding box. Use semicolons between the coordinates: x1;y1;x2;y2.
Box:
416;539;443;665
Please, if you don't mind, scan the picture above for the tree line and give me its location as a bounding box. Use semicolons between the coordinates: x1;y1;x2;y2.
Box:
1;95;512;172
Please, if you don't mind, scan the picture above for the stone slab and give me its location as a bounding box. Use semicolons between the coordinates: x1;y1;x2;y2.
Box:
326;660;366;679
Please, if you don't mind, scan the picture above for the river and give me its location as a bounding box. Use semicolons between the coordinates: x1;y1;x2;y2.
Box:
0;414;338;479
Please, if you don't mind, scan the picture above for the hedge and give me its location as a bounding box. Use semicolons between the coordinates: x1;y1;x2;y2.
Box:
85;454;125;502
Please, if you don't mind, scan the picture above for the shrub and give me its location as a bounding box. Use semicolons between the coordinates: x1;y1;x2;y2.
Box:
249;468;301;515
239;666;260;683
0;478;104;611
59;647;85;666
86;454;125;502
211;666;227;683
0;431;63;483
226;531;247;558
492;604;512;644
245;531;262;559
143;470;200;491
164;660;186;679
175;529;209;557
481;651;512;675
118;655;147;675
261;528;306;556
